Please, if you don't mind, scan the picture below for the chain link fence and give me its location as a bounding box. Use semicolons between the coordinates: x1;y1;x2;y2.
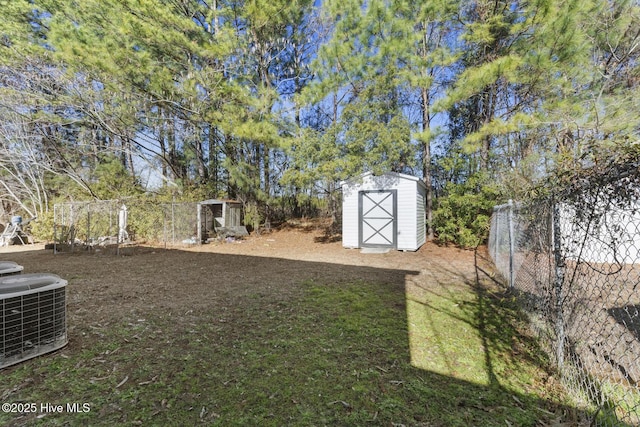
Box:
489;186;640;425
53;199;199;253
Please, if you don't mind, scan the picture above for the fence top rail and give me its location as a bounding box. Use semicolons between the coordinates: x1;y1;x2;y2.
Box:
54;199;133;208
54;200;201;208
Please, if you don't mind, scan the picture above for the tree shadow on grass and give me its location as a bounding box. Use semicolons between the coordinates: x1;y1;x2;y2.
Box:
473;248;640;426
404;252;592;425
0;246;599;426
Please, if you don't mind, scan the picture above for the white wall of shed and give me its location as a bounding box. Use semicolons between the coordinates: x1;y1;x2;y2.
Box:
415;185;426;248
342;182;360;248
395;178;419;250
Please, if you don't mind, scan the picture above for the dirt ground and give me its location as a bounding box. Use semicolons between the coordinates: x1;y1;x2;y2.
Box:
0;221;488;367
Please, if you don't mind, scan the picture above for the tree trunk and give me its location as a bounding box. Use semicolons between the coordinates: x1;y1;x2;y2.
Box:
195;137;207;184
420;22;435;241
207;125;219;194
224;133;237;199
126;136;135;178
158;111;168;185
421;86;434;241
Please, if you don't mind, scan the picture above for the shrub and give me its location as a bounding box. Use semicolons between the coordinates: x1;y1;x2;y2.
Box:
29;211;54;242
433;174;500;248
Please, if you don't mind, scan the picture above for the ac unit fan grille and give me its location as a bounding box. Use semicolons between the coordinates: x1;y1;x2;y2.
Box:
1;287;67;368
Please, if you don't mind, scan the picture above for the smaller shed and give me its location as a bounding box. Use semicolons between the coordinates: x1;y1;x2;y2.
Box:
341;171;426;251
197;199;248;242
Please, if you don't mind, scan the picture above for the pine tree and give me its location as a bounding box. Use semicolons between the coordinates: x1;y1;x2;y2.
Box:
296;0;416;177
388;0;460;239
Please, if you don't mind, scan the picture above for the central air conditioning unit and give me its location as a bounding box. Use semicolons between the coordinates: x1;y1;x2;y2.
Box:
1;274;68;369
0;261;23;277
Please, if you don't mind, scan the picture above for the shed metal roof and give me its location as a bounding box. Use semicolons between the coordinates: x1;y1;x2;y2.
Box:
199;199;242;205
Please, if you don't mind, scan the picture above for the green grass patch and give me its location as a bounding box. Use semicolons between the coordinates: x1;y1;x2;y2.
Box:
1;280;583;426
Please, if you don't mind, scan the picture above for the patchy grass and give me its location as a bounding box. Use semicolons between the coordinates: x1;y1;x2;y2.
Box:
2;278;587;426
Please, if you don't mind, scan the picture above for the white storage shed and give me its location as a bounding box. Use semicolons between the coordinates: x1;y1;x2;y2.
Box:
341;171;427;251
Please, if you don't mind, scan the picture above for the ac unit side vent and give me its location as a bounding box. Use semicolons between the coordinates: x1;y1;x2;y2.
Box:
1;274;68;369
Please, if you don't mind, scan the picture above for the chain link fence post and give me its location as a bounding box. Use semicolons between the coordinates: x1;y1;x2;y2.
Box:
508;199;515;289
552;198;566;371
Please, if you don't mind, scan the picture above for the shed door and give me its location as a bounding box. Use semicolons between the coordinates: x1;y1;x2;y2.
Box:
359;190;397;249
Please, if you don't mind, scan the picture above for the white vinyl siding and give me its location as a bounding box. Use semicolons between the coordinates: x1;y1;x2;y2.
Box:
341;185;360;248
416;188;426;247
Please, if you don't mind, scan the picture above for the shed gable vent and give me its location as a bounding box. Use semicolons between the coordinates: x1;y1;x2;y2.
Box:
1;274;68;369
